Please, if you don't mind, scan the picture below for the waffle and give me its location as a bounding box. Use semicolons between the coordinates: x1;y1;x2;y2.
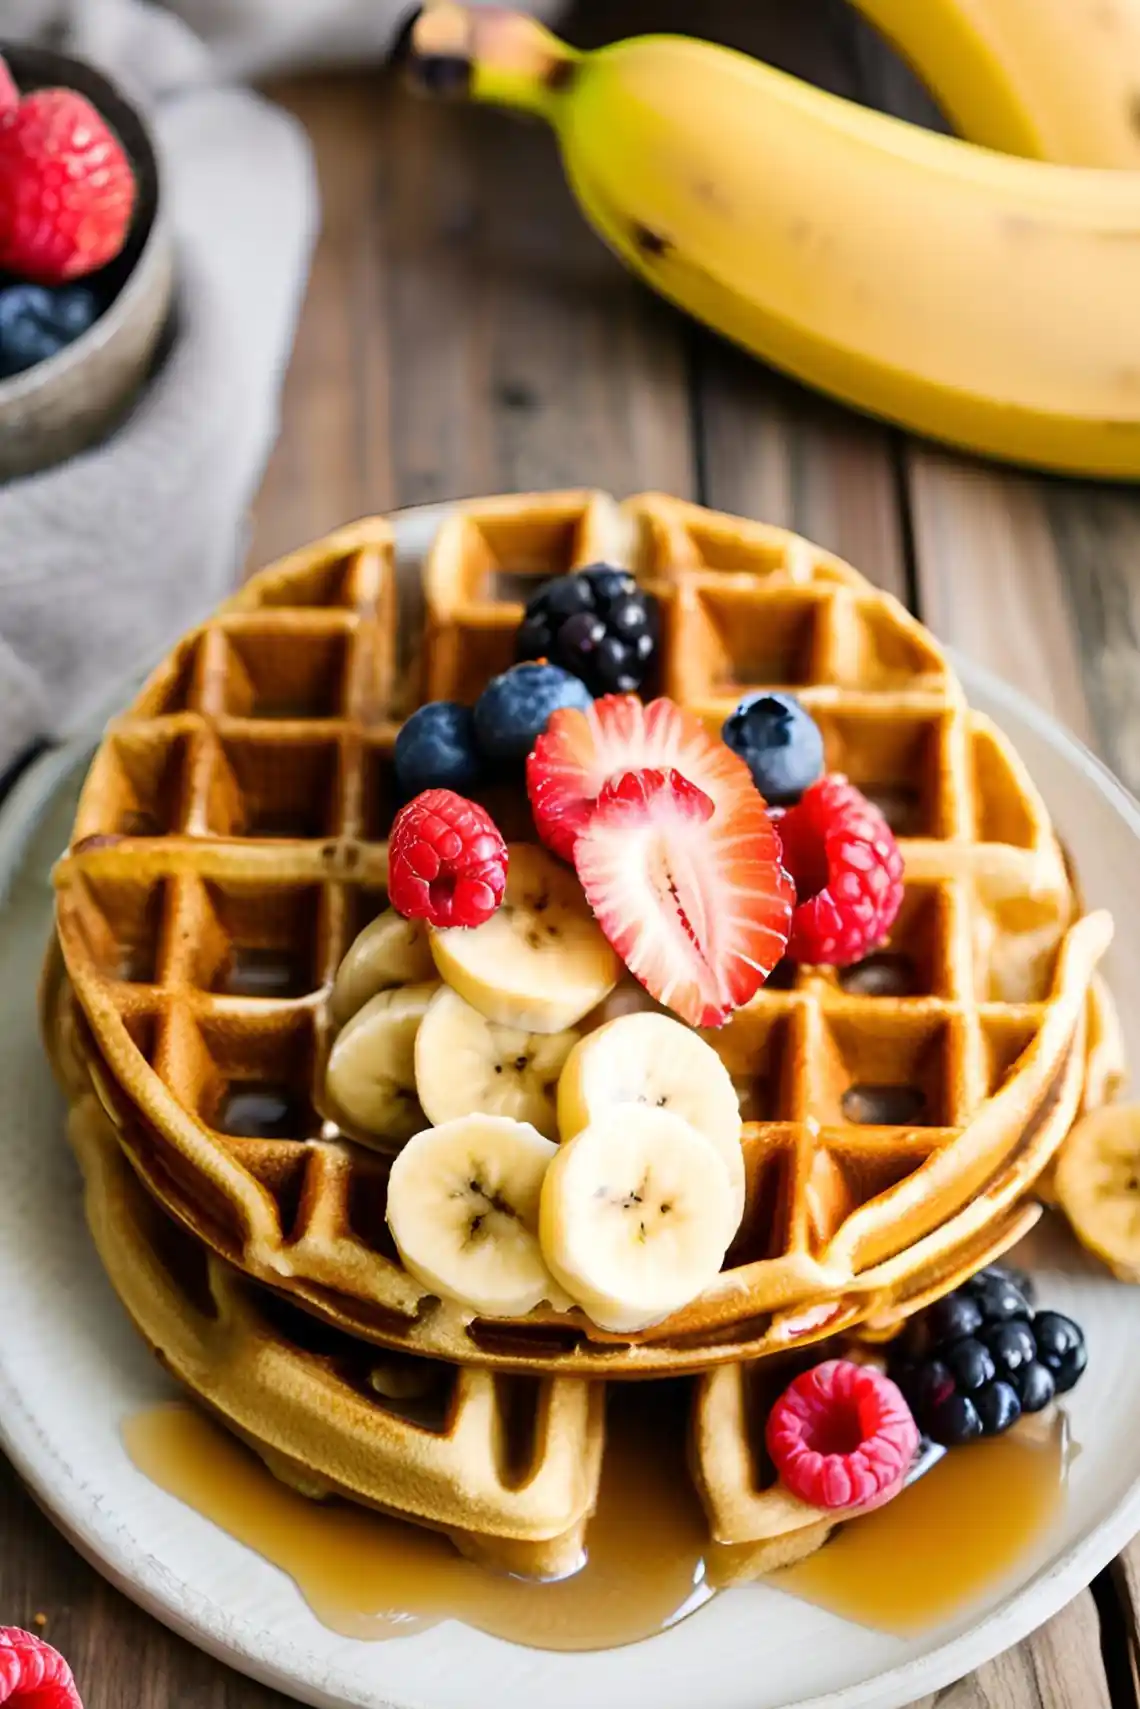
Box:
50;493;1113;1377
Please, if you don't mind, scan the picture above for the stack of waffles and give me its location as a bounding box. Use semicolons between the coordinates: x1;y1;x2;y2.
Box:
43;491;1120;1581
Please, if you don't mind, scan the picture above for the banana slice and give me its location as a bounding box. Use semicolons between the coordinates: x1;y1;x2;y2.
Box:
325;981;439;1143
386;1114;562;1316
1055;1103;1140;1281
331;908;435;1025
430;842;620;1034
557;1012;745;1228
539;1105;736;1333
415;985;579;1139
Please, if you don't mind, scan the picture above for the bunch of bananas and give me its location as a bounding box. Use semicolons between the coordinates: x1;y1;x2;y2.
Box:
408;3;1140;479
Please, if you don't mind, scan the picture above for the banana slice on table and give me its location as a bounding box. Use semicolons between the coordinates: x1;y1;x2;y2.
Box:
1055;1103;1140;1282
415;985;579;1139
325;980;439;1143
539;1105;737;1334
386;1114;563;1317
331;908;435;1025
430;843;621;1034
557;1012;745;1228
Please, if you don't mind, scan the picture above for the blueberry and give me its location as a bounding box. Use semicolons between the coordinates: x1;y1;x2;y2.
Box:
474;662;593;765
1032;1311;1088;1394
394;702;482;797
517;564;658;696
966;1262;1036;1307
925;1290;983;1348
721;692;824;806
943;1337;996;1394
969;1271;1033;1325
973;1380;1022;1437
1015;1360;1056;1414
982;1318;1038;1380
0;281;100;380
926;1391;984;1447
901;1357;956;1424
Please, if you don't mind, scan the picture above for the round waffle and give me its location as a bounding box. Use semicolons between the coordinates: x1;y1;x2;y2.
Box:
50;494;1113;1376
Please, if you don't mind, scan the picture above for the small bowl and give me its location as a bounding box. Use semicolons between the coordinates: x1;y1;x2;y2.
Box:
0;44;174;481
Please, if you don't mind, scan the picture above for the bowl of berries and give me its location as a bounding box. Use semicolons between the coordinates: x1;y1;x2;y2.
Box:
0;43;171;480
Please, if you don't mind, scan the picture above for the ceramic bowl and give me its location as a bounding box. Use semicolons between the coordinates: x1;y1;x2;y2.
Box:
0;43;173;481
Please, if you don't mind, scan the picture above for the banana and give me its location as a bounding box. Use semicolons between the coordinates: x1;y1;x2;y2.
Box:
415;984;579;1138
1054;1103;1140;1282
429;842;620;1033
331;907;434;1025
557;1012;745;1227
324;981;439;1143
385;1114;564;1316
539;1105;736;1333
848;0;1140;169
410;9;1140;479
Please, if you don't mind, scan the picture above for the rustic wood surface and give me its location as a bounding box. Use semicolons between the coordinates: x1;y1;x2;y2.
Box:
4;3;1140;1704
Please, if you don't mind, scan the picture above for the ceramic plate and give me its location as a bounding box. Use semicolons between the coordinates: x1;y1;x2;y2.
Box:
2;506;1140;1709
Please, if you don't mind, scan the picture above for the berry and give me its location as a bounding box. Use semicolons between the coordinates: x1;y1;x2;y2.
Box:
721;692;824;805
394;702;481;797
965;1261;1035;1306
925;1290;983;1349
0;88;135;283
925;1391;984;1447
766;1359;918;1511
1015;1360;1056;1413
387;789;507;929
1031;1312;1087;1394
777;776;904;966
528;692;768;863
943;1337;995;1394
968;1271;1033;1324
572;762;793;1028
474;662;592;767
516;563;658;695
900;1357;955;1417
982;1318;1037;1381
0;1628;83;1708
973;1380;1022;1437
0;282;100;378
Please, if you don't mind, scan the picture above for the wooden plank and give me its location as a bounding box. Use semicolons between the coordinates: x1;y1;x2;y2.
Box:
907;1584;1114;1708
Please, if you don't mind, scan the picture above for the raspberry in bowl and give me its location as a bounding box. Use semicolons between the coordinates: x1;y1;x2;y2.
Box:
0;44;171;479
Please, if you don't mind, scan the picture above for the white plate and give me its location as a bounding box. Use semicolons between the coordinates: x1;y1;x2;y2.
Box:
2;507;1140;1709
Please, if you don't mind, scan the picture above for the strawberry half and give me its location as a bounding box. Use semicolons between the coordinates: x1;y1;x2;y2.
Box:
528;693;760;861
573;766;794;1028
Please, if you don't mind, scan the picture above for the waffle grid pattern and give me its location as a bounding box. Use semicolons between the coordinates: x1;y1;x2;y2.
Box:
53;494;1109;1377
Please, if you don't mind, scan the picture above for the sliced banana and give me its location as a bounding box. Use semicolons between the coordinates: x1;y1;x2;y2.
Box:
558;1012;745;1229
539;1105;736;1334
386;1114;562;1316
1055;1103;1140;1281
325;980;439;1143
430;842;620;1034
331;908;435;1025
415;985;579;1139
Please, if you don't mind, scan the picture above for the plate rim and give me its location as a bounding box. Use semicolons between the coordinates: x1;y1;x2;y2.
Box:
3;523;1140;1709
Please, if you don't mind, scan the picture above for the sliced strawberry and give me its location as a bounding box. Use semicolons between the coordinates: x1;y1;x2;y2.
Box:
527;693;761;862
573;766;794;1028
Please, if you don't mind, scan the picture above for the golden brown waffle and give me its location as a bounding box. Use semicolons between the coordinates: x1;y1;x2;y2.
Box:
51;493;1112;1377
70;1092;602;1576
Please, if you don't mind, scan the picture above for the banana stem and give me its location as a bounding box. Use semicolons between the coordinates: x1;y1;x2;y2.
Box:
409;5;578;119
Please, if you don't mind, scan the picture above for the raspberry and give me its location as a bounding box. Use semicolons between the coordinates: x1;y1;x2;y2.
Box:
776;775;904;966
0;1629;83;1708
0;88;136;283
766;1359;919;1511
387;789;507;929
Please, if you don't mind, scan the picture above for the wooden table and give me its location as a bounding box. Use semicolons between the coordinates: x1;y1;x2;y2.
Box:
3;4;1140;1703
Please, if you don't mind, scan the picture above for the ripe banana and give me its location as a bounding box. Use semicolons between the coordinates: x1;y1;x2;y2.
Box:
557;1012;746;1226
539;1105;737;1333
1054;1103;1140;1281
410;8;1140;478
429;842;620;1033
385;1113;565;1316
848;0;1140;169
415;984;579;1137
330;907;434;1025
325;981;438;1143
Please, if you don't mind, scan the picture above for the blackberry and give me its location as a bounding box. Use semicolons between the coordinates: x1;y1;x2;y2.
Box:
516;564;658;695
1031;1312;1087;1394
